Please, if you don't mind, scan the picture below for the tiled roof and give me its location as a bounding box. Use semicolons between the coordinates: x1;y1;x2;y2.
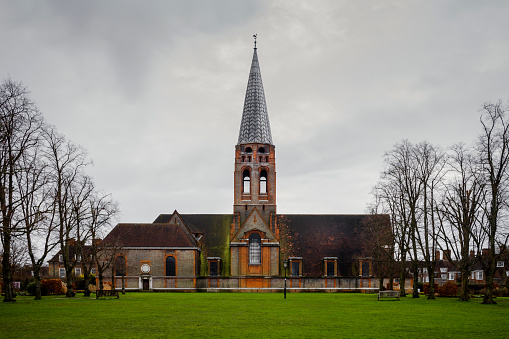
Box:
103;223;198;248
278;214;391;276
237;48;273;145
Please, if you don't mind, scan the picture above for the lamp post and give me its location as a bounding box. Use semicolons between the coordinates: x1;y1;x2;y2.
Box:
283;260;288;299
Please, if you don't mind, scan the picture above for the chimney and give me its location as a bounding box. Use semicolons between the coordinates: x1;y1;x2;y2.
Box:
482;248;490;257
435;251;441;260
443;250;451;261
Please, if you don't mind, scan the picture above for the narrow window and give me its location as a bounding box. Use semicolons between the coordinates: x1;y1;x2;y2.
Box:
247;156;251;162
59;254;63;262
476;271;483;280
260;170;267;194
327;262;335;277
243;170;251;194
166;256;176;276
75;267;81;276
241;156;245;162
249;233;261;265
59;268;65;278
291;262;300;277
91;268;96;275
265;156;269;162
115;256;126;276
362;262;370;276
210;261;219;277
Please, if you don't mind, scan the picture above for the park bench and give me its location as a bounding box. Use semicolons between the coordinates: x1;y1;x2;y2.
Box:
378;290;400;301
96;289;119;299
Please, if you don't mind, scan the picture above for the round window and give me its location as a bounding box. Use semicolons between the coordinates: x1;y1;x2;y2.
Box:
141;263;151;274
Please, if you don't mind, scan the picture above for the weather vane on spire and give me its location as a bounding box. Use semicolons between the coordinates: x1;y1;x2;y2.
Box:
253;34;257;48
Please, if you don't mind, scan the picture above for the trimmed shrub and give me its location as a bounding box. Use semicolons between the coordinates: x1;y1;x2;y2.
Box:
423;283;438;295
41;279;64;295
438;282;458;297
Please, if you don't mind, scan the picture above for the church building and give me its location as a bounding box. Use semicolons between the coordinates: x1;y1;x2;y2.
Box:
99;41;388;291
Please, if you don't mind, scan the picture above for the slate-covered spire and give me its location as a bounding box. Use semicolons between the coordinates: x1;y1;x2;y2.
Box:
237;43;273;145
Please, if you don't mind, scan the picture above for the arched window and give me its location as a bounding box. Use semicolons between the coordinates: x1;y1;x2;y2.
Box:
115;256;125;276
258;147;266;153
243;169;251;194
245;147;252;153
166;256;176;276
241;156;245;162
249;233;261;265
260;170;267;194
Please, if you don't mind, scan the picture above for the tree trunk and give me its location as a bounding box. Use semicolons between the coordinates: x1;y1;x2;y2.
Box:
33;267;42;300
65;267;74;297
1;235;15;302
428;272;435;300
483;264;496;304
121;273;125;294
459;269;470;301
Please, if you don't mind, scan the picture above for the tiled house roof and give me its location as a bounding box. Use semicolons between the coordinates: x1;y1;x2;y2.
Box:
103;223;199;248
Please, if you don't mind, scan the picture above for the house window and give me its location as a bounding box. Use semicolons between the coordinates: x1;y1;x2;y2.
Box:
440;268;448;273
243;170;251;194
471;272;475;279
476;271;483;280
59;254;63;262
166;256;176;276
497;261;504;267
59;268;65;278
75;267;81;276
249;233;261;265
91;268;96;275
423;268;427;274
291;262;300;277
326;262;335;277
260;170;267;194
448;273;455;281
424;275;429;283
77;255;81;262
441;274;447;280
115;256;126;276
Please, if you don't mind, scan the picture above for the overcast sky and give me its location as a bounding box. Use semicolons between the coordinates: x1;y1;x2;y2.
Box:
1;1;509;224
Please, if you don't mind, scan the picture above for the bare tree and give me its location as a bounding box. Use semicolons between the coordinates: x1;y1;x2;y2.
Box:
475;101;509;304
80;192;118;296
16;138;59;300
361;200;395;291
414;142;446;299
0;79;42;302
437;143;485;301
43;128;92;297
380;140;424;298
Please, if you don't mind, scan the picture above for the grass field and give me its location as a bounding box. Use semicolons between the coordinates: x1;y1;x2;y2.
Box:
1;292;508;338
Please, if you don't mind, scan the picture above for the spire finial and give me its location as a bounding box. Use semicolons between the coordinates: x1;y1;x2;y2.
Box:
253;34;257;49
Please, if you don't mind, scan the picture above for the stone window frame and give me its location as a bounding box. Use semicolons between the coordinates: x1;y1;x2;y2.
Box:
323;257;338;277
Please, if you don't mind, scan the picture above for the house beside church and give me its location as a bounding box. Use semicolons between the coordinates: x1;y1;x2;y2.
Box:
51;42;391;292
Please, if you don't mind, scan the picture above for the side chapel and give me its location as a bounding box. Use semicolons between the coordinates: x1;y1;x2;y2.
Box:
90;41;388;291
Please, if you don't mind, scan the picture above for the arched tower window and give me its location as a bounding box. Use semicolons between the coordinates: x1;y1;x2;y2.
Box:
243;169;251;194
249;233;261;265
166;256;176;276
260;169;267;194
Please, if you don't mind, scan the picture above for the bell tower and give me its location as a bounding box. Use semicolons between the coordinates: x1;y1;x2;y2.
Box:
233;38;277;233
230;37;279;281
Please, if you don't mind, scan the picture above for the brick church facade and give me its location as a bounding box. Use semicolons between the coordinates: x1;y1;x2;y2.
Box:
97;43;387;291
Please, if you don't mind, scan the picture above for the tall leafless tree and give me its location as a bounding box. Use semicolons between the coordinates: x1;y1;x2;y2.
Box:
414;142;446;299
475;101;509;304
43;128;92;297
437;143;485;301
0;79;42;302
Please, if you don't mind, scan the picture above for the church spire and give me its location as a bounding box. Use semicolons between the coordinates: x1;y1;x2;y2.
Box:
237;38;273;145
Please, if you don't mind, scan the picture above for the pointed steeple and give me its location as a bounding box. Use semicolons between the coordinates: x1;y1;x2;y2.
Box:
237;43;273;145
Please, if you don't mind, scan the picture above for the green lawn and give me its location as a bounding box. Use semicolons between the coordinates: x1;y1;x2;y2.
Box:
1;292;508;338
